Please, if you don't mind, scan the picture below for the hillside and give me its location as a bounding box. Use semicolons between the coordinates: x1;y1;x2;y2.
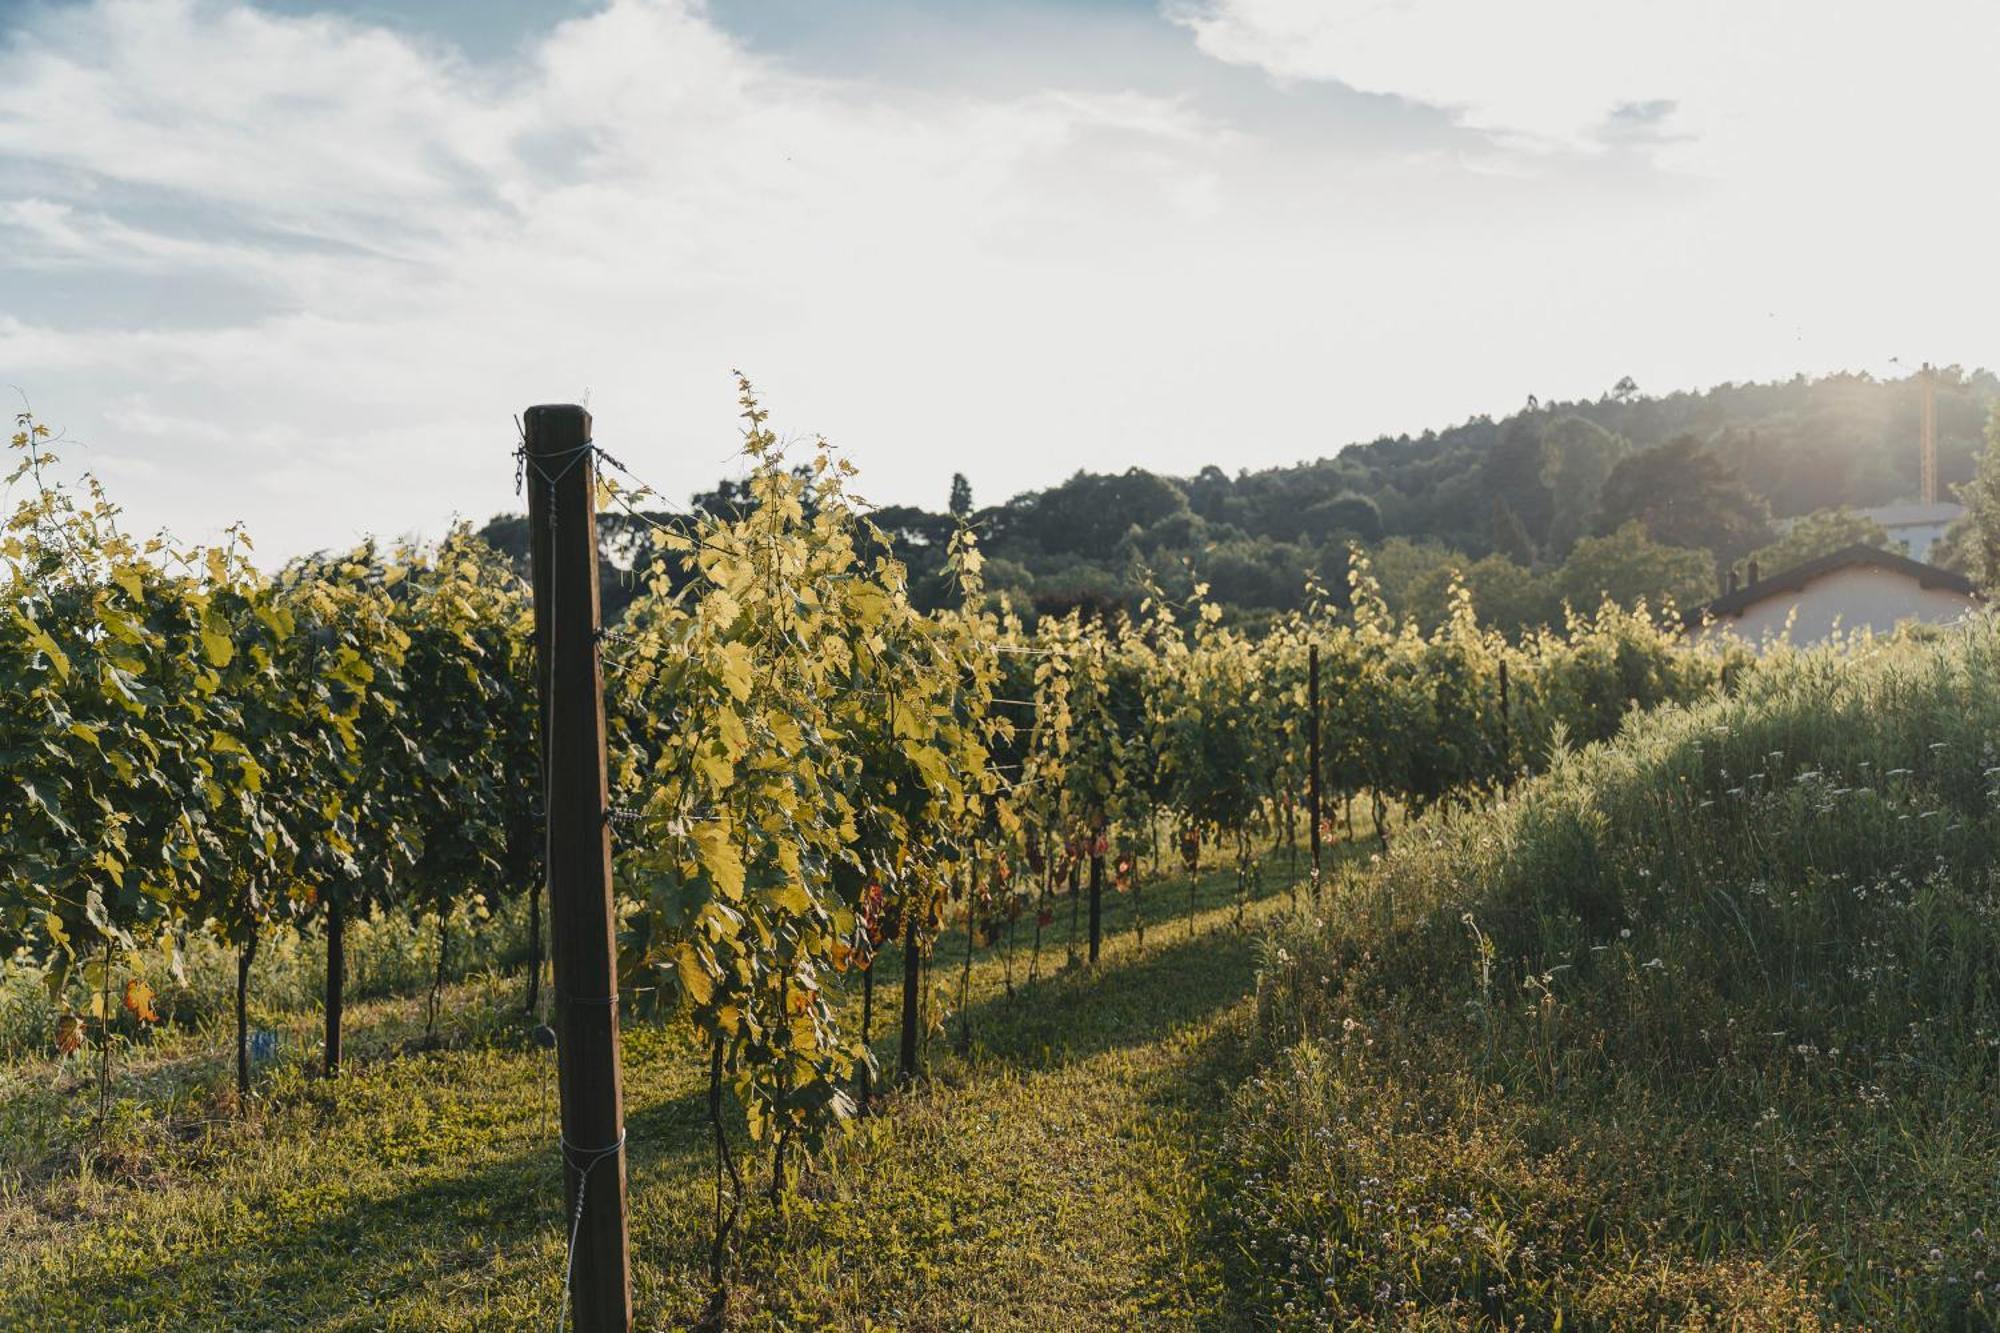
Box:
1233;617;2000;1327
486;368;2000;631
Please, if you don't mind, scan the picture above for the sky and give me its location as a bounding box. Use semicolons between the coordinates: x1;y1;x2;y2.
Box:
3;0;1997;559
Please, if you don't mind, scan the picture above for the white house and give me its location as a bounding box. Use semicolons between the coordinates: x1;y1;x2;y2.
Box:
1856;500;1964;564
1687;544;1980;650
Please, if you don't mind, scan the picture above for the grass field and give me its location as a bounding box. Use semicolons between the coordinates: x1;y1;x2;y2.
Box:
1;843;1344;1331
1231;628;2000;1329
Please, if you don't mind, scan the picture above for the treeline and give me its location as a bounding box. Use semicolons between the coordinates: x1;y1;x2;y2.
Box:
484;368;1998;634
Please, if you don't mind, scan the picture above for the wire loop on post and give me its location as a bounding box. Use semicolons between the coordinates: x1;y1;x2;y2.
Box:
555;989;621;1008
517;442;597;491
553;1130;627;1333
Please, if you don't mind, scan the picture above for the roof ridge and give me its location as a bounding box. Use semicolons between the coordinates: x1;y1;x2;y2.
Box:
1687;543;1979;625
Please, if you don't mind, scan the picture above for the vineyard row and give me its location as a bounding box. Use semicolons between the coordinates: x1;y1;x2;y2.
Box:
1;394;1738;1299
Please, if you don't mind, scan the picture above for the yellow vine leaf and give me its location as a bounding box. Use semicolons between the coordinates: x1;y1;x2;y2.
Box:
695;746;735;791
717;642;753;702
676;949;714;1005
694;822;746;900
763;880;811;916
123;978;159;1023
20;619;70;681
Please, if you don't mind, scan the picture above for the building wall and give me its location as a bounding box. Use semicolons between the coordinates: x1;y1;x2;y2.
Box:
1692;565;1979;650
1858;502;1963;563
1883;521;1952;563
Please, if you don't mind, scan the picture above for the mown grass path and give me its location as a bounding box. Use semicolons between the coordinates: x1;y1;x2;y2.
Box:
1;847;1347;1330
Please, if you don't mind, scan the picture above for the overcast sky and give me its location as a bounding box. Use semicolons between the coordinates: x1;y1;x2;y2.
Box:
4;0;1997;558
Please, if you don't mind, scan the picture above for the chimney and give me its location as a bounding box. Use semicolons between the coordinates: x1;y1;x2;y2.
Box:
1747;559;1760;586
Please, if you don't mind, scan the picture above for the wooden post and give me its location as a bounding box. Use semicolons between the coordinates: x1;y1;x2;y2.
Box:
323;896;344;1078
899;908;922;1080
526;416;555;1015
234;928;256;1105
523;404;632;1333
858;959;875;1110
1498;659;1512;793
956;861;976;1052
1308;645;1321;903
1087;841;1104;963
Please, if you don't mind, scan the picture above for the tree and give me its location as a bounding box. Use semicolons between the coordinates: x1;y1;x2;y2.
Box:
1303;492;1382;544
1555;521;1714;617
1369;538;1460;623
949;472;973;518
1407;554;1554;637
1480;417;1554;551
1490;497;1536;567
1950;403;2000;586
1014;470;1189;561
1368;536;1464;624
1747;507;1897;576
1539;416;1628;559
1186;464;1232;522
1595;435;1771;561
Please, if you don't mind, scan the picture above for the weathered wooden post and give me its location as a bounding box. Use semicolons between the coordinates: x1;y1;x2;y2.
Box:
1087;834;1104;963
1308;644;1322;904
523;405;632;1333
323;897;344;1077
524;414;555;1017
899;908;922;1080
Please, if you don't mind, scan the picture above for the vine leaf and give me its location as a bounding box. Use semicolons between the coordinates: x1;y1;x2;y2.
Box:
122;978;159;1023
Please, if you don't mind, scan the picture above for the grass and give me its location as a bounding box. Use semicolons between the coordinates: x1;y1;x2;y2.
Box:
1229;625;2000;1329
0;837;1351;1331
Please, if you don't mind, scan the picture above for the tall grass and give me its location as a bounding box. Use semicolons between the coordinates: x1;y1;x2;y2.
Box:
1231;621;2000;1329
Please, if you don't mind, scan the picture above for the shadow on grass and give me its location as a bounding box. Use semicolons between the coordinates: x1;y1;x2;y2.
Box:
942;921;1266;1071
874;836;1380;1077
6;837;1383;1330
0;1074;719;1332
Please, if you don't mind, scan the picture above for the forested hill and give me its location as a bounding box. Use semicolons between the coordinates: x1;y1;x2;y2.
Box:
483;368;2000;633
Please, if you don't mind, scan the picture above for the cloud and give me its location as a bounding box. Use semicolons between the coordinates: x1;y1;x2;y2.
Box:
0;0;1994;561
1161;0;2000;383
0;0;1245;554
1168;0;2000;171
